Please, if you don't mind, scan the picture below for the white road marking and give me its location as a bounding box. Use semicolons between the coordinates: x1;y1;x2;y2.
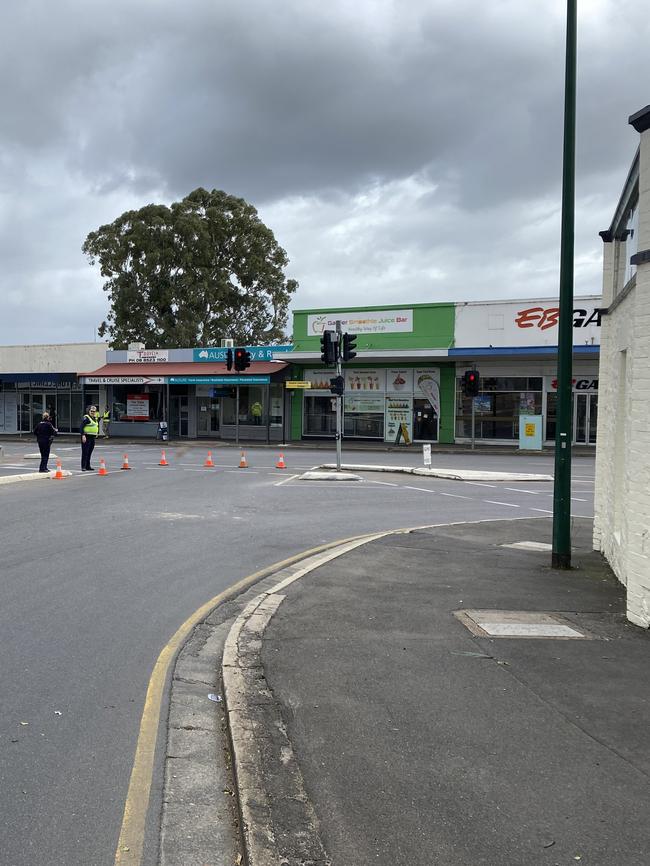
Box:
437;491;473;500
483;500;520;508
463;481;497;488
504;487;542;495
274;474;299;487
531;507;553;514
571;497;588;502
367;480;398;486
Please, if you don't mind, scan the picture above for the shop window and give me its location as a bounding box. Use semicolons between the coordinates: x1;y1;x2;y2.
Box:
304;395;336;436
111;386;162;421
456;377;543;440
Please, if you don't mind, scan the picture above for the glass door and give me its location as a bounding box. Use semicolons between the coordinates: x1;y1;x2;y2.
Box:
170;395;189;438
413;398;438;441
196;397;220;437
574;393;597;444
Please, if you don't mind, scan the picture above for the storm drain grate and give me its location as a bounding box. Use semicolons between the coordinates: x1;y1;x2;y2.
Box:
455;609;590;639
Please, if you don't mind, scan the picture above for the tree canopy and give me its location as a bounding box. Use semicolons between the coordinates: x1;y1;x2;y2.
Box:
83;188;298;348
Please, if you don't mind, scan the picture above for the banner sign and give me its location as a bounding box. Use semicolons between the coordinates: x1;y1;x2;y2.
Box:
193;345;292;362
126;349;169;363
285;381;312;389
83;376;165;385
307;310;413;335
168;375;270;385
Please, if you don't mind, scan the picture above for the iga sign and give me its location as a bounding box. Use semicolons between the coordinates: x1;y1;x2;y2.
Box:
455;298;602;348
308;309;413;335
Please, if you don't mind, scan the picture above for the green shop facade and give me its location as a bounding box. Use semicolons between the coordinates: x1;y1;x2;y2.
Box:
285;303;457;444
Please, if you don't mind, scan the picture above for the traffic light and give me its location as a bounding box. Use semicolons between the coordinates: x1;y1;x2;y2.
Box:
463;369;480;397
234;348;251;371
320;330;336;365
329;375;345;396
226;348;233;371
342;332;357;362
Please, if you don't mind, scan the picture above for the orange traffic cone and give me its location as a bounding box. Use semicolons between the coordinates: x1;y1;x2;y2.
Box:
159;450;169;466
204;450;215;468
121;453;132;470
52;460;65;480
98;458;108;476
239;450;248;468
276;453;287;469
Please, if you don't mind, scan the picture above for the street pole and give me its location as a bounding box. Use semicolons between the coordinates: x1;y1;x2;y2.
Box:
335;321;342;472
552;0;577;569
471;397;476;450
235;386;240;447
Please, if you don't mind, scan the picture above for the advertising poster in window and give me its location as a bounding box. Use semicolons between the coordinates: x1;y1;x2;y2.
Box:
126;394;150;420
386;369;414;393
345;369;386;392
344;395;385;414
303;369;335;391
413;369;440;415
385;395;413;442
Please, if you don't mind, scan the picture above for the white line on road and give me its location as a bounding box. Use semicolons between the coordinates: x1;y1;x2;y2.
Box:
531;507;553;514
483;500;520;508
274;473;299;486
571;497;588;502
462;481;498;488
367;480;398;487
436;491;473;500
504;487;542;495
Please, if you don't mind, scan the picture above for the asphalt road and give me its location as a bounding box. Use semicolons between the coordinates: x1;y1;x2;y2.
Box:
0;443;594;866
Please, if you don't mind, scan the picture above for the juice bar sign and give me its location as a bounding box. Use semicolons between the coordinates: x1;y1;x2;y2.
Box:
308;309;413;335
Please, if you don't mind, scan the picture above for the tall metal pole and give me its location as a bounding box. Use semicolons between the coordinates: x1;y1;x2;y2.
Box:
552;0;577;569
335;321;342;472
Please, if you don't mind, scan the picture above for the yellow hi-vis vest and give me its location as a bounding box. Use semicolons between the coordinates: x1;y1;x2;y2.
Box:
82;414;99;436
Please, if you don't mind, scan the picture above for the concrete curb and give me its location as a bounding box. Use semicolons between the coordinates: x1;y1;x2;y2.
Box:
318;462;553;482
0;470;73;485
298;470;362;481
222;534;387;866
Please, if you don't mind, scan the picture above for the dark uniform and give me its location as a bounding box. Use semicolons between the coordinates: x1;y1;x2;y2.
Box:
33;419;57;472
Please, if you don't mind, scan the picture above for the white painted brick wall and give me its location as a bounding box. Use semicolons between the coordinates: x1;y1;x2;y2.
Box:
594;124;650;628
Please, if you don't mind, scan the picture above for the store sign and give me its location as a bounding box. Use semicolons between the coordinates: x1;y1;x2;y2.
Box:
549;377;598;392
307;309;413;335
455;298;602;348
386;369;414;393
126;394;150;420
193;345;292;362
168;375;270;385
127;349;169;363
83;376;165;385
285;381;312;389
385;395;413;443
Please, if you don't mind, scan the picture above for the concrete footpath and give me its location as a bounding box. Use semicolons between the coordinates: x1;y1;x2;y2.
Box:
224;517;650;866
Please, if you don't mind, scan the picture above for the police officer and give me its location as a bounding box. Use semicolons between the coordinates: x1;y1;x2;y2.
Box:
80;405;108;471
34;412;58;472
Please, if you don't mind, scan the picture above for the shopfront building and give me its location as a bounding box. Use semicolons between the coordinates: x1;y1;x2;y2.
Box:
80;345;292;441
283;297;601;446
451;296;601;445
0;343;108;435
285;304;457;443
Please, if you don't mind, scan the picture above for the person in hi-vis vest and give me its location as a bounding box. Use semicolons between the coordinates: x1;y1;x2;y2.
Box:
80;405;109;471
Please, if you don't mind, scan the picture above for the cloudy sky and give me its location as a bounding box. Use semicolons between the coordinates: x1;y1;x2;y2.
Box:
1;0;648;345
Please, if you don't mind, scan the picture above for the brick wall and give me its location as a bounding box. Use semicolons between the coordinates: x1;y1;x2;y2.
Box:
594;114;650;628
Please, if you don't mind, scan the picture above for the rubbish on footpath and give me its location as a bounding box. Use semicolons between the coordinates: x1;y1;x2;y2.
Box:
208;693;222;702
19;721;29;726
54;710;62;715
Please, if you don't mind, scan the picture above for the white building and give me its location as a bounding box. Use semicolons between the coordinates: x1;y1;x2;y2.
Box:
594;104;650;629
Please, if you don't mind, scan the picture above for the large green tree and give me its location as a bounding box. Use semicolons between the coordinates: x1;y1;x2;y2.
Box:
83;188;298;348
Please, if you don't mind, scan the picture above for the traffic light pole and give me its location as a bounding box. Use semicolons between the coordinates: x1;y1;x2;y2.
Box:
552;0;576;570
335;320;342;472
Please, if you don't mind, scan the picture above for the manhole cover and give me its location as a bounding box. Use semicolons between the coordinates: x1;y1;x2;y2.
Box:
455;609;590;639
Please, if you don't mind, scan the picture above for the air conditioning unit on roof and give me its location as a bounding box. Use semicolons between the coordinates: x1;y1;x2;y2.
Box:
220;338;234;348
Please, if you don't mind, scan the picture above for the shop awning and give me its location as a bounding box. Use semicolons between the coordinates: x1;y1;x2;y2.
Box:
79;361;288;385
